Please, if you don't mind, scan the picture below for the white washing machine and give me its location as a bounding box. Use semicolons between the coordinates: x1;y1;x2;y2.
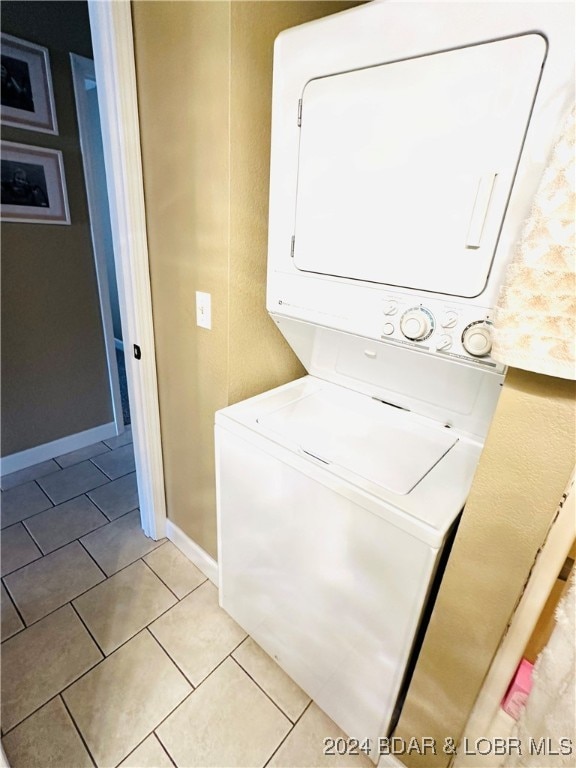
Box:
216;0;574;757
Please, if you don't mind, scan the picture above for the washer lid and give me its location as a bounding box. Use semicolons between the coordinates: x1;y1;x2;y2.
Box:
293;34;546;297
257;386;457;495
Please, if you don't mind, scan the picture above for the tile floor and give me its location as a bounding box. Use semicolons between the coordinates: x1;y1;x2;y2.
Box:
1;431;372;768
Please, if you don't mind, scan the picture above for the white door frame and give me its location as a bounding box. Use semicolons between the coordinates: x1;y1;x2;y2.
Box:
70;52;124;436
87;0;166;539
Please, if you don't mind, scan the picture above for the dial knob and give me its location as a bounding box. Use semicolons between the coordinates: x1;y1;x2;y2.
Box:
462;322;492;357
382;300;398;316
400;308;433;341
435;334;453;351
441;311;458;329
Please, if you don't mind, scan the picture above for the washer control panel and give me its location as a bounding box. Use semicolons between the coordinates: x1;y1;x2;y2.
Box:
269;278;504;370
376;293;499;367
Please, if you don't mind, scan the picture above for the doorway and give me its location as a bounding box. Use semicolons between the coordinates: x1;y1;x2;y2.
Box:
70;53;131;433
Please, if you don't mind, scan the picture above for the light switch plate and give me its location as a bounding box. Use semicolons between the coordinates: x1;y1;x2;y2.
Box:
196;291;212;329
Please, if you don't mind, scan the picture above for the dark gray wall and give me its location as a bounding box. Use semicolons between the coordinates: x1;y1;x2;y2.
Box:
1;1;113;455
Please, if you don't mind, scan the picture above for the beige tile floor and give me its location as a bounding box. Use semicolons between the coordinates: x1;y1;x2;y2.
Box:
1;431;372;768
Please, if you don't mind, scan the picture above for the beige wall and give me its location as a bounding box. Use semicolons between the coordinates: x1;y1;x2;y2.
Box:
132;0;231;557
1;2;113;456
132;1;358;558
396;368;576;767
228;2;359;404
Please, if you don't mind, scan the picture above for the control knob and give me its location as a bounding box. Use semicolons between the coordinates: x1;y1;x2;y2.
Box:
382;300;398;316
435;334;453;352
400;308;434;341
462;322;492;357
440;311;458;329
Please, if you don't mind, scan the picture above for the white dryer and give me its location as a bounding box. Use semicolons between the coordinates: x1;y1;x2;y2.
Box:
216;1;574;756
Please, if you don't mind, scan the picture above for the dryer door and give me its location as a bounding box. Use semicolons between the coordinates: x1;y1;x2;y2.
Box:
293;34;546;298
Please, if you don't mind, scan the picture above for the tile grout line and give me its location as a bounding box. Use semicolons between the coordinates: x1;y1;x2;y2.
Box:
88;448;136;483
140;552;208;602
1;467;128;532
2;545;168;637
0;434;132;490
0;522;43;575
0;625;105;738
1;503;137;585
70;596;107;658
0;461;61;492
67;552;181;657
144;623;198;691
0;575;27;636
229;653;302;726
143;588;248;692
68;558;181;658
140;554;182;601
31;477;55;508
96;627;199;767
86;472;139;521
3;621;170;741
154;732;178;768
32;479;110;512
2;540;112;629
263;699;314;768
144;634;303;768
112;730;173;768
54;444;111;471
77;537;110;581
59;693;99;768
0;491;54;531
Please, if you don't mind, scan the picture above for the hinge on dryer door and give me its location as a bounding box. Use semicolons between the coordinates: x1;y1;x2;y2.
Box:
291;235;295;258
297;99;302;127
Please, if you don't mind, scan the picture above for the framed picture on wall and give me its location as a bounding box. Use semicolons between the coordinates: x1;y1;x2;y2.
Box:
1;141;70;224
1;33;58;134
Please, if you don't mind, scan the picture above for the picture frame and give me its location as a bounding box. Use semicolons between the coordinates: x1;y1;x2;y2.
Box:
1;141;70;224
1;33;58;134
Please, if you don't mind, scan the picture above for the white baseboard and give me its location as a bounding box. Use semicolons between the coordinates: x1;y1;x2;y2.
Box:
166;519;219;586
0;421;119;476
114;337;124;352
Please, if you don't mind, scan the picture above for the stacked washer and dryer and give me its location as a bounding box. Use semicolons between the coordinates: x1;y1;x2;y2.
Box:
216;1;574;757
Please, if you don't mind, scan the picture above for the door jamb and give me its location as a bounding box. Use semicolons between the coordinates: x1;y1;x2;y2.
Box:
87;0;166;539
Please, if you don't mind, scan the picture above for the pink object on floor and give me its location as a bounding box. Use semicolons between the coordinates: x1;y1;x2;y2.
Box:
501;658;534;720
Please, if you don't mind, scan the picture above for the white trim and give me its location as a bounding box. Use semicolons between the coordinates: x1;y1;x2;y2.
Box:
88;0;167;540
166;519;219;586
455;469;576;766
70;52;124;435
0;422;117;476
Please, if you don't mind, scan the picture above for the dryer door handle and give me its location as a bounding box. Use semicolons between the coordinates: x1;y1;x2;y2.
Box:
465;172;498;249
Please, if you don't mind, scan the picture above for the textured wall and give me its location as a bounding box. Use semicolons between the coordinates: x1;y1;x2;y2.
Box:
1;1;113;456
132;1;231;556
228;2;359;405
132;1;359;558
396;368;576;767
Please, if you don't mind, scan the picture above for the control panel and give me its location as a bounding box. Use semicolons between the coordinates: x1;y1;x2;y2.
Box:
377;292;498;366
268;277;505;371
